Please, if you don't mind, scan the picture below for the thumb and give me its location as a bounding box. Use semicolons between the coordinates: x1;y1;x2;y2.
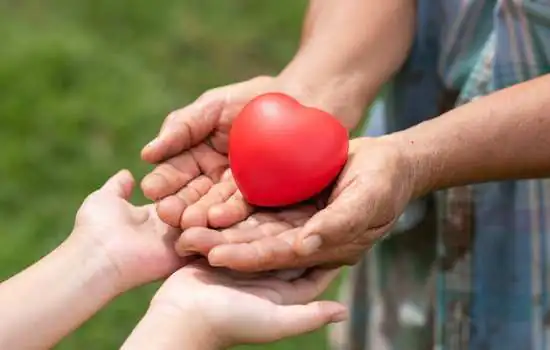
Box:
295;188;365;256
141;96;223;163
100;169;135;200
272;301;348;339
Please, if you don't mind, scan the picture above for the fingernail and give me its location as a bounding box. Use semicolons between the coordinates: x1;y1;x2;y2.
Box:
146;137;160;149
300;235;322;255
209;259;224;267
142;174;167;192
178;249;198;258
208;250;224;267
331;309;349;323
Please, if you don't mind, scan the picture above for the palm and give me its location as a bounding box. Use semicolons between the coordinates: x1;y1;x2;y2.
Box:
174;203;332;272
75;193;183;288
175;138;406;273
121;205;184;282
153;262;342;344
141;76;277;230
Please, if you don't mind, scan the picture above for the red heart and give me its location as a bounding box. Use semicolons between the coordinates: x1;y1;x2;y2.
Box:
229;92;349;207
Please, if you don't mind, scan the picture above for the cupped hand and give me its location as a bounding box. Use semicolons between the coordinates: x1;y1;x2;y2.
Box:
175;137;416;272
150;260;346;347
140;76;281;230
72;170;187;291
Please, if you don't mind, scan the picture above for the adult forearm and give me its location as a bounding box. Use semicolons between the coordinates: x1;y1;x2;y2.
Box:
392;74;550;197
279;0;416;129
0;235;119;349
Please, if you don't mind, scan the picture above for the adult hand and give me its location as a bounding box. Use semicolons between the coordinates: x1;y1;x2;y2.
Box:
123;261;346;350
140;75;361;232
174;137;416;272
140;76;286;230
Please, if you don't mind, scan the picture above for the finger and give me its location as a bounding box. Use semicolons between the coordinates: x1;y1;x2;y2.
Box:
271;268;307;281
235;268;340;304
190;143;228;181
141;98;224;163
288;268;341;303
295;188;367;257
208;234;300;272
141;152;200;201
208;189;253;228
270;302;348;339
232;212;279;228
131;205;152;224
177;213;292;255
175;225;270;256
142;143;228;201
100;170;135;200
156;175;213;227
180;179;237;229
175;227;229;256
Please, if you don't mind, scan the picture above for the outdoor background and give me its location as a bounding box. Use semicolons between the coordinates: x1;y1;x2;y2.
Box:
0;1;370;349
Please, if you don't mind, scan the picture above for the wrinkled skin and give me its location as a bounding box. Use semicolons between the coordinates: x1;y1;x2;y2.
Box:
140;75;414;273
141;76;281;230
174;138;415;272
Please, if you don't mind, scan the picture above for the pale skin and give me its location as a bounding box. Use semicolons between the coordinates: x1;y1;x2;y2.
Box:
0;170;184;349
0;171;346;349
122;262;346;350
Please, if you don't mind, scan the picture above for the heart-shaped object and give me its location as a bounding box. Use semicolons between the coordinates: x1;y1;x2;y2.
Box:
229;92;349;207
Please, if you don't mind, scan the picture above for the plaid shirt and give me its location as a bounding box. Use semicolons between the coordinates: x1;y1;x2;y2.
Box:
330;1;550;349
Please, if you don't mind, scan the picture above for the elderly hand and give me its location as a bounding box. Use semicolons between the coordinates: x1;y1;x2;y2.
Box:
141;76;290;230
140;74;363;232
175;136;416;272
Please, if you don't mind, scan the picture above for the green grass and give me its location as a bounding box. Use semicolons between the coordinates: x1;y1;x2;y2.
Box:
0;1;357;349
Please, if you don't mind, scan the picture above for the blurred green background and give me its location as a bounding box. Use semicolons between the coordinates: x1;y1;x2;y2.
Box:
0;1;357;349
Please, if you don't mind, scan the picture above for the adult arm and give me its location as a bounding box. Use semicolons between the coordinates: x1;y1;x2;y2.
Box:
178;75;550;272
140;0;417;230
279;0;417;129
394;74;550;196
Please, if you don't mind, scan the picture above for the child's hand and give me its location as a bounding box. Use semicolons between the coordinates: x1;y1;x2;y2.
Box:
71;170;185;291
123;261;347;349
0;170;188;349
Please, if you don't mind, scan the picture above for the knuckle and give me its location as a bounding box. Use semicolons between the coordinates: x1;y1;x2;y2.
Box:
198;88;221;103
337;245;364;264
252;240;277;270
165;110;180;124
252;75;273;83
344;253;362;266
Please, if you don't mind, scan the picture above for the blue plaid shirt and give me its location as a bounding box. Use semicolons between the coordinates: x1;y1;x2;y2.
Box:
333;1;550;349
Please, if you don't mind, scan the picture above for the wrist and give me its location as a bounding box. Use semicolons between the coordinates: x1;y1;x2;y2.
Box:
382;130;435;199
123;304;220;350
276;59;374;130
64;231;125;297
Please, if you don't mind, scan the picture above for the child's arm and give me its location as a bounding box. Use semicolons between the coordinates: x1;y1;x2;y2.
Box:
0;170;183;349
121;305;218;350
0;237;118;349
